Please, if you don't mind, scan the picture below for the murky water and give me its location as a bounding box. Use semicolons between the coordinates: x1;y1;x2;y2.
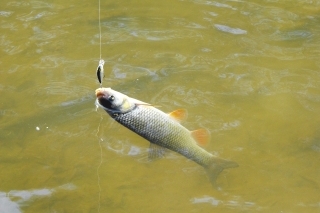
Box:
1;0;320;212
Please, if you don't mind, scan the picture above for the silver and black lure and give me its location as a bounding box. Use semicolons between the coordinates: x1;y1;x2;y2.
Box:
96;59;105;87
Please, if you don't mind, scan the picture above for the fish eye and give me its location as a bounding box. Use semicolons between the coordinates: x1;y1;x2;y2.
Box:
108;95;115;101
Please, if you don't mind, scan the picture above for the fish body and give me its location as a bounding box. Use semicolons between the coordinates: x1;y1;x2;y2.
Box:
95;87;238;184
96;59;105;86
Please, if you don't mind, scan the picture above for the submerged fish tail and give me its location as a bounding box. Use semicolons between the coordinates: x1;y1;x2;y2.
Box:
205;157;239;186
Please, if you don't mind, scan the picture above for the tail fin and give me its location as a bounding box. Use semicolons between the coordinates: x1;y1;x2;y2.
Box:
205;157;238;186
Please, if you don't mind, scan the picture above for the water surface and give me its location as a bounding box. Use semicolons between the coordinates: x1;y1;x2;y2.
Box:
1;0;320;212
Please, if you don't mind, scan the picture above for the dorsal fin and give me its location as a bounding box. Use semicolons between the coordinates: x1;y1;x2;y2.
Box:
168;109;188;122
191;129;210;146
129;97;161;107
129;97;151;105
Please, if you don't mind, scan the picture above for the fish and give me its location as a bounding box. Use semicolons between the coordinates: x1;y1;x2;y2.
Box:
95;87;238;185
96;59;105;86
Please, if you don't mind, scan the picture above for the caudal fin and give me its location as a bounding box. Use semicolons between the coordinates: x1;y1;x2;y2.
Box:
205;157;238;186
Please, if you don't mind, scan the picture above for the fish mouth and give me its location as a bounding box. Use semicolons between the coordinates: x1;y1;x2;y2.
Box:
95;98;118;113
95;88;105;99
95;88;110;110
95;88;123;113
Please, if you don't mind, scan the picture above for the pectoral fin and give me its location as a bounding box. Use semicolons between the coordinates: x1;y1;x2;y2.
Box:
191;129;210;146
168;109;188;122
148;143;167;161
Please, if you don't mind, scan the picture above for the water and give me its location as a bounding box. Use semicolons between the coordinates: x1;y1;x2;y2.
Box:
1;0;320;212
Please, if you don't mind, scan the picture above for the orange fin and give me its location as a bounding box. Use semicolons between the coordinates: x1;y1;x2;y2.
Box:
168;109;188;122
191;129;210;146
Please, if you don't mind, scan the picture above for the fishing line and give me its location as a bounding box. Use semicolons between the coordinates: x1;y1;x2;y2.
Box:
95;115;103;213
96;0;104;212
98;0;102;60
96;0;104;88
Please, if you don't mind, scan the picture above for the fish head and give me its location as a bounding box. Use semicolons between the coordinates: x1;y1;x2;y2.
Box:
95;88;135;113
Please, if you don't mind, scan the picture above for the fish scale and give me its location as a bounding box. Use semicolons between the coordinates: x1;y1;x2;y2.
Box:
108;104;216;167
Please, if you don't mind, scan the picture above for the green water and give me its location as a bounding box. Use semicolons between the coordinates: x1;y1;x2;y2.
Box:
1;0;320;212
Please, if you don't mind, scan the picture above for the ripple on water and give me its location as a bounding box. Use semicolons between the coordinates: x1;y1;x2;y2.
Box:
112;64;158;80
0;11;13;17
0;184;76;213
151;85;217;107
0;110;18;117
16;11;55;22
270;29;313;41
187;0;237;10
29;1;55;9
0;35;25;55
103;137;148;157
92;17;204;44
191;195;258;210
214;24;247;35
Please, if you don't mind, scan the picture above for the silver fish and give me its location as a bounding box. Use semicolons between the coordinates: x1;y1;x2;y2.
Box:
95;87;238;184
96;59;105;86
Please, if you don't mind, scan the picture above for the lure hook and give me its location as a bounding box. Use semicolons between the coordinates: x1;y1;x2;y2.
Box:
96;59;105;87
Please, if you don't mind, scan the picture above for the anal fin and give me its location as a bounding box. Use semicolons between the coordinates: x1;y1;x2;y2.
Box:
191;128;210;146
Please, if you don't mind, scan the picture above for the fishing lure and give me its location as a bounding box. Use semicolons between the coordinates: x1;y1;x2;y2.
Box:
96;59;105;87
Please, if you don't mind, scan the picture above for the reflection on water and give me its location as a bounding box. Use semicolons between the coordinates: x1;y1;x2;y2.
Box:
214;24;247;35
0;192;20;213
191;195;258;210
0;184;76;213
1;0;320;212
